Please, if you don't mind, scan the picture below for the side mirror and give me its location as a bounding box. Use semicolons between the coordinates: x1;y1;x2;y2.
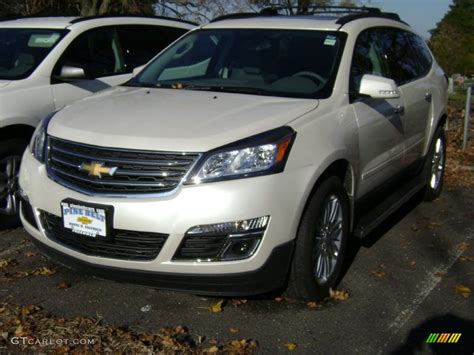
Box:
59;65;86;80
359;74;400;99
132;65;145;77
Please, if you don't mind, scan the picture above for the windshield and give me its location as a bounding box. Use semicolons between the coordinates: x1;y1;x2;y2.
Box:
0;28;67;80
129;29;346;99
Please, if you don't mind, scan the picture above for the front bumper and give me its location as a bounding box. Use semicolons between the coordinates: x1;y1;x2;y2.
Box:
29;234;293;296
19;149;311;294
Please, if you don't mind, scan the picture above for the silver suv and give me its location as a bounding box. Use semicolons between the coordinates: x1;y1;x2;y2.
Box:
19;7;448;301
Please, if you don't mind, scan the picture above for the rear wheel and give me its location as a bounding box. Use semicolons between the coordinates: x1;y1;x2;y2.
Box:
0;139;28;229
423;127;446;201
286;176;350;301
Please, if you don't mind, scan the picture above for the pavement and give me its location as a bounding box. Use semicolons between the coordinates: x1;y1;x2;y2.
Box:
0;187;473;354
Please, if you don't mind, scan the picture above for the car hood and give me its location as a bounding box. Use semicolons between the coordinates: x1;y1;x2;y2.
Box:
48;86;318;152
0;80;11;88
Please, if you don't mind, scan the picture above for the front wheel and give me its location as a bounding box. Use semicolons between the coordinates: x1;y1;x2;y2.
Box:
423;127;446;202
0;139;28;229
286;176;350;301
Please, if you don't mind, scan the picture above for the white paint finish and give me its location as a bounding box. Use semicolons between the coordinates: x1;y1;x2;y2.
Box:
48;87;318;152
19;150;313;274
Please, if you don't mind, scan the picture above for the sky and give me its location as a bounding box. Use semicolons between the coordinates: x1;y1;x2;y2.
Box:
377;0;452;38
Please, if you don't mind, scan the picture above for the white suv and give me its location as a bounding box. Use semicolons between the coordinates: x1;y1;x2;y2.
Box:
19;7;448;301
0;15;194;226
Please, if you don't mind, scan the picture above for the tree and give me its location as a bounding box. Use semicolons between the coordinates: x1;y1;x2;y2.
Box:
429;0;474;76
0;0;155;17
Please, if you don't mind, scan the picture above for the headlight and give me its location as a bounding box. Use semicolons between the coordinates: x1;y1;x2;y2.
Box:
29;112;55;163
186;126;296;184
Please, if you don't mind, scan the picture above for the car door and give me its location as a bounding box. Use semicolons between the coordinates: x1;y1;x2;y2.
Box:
350;28;407;198
377;28;433;168
51;25;189;110
51;26;130;109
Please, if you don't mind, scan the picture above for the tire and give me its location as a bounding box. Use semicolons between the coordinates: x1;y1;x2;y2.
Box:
0;139;28;229
423;127;446;202
286;176;350;301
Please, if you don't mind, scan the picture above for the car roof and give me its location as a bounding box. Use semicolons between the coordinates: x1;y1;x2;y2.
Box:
0;15;196;30
202;14;410;32
204;16;342;31
0;17;77;29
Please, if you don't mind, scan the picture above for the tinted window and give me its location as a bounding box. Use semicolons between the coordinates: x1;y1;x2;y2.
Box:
376;28;423;85
407;33;433;77
54;27;124;78
117;25;187;73
350;29;389;93
131;29;346;99
0;28;67;80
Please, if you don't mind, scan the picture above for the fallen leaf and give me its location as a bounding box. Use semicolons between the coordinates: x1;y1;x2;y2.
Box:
370;270;386;278
56;281;70;290
0;258;17;269
32;266;56;276
285;342;297;351
21;304;40;316
329;288;350;301
209;300;224;313
231;299;247;307
14;325;26;337
457;242;470;252
25;252;37;257
207;345;219;353
307;301;320;309
229;327;240;334
275;297;285;302
460;256;474;262
409;261;416;267
434;272;446;278
454;285;471;298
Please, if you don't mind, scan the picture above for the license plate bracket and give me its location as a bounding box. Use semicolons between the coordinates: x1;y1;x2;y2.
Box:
61;199;114;239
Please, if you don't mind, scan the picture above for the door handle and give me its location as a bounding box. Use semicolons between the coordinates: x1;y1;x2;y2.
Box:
425;92;432;101
393;105;405;114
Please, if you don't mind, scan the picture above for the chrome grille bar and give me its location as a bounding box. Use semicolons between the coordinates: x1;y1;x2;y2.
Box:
46;137;200;196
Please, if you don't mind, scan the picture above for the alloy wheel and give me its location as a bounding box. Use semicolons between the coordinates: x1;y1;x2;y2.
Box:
313;194;343;284
0;156;21;215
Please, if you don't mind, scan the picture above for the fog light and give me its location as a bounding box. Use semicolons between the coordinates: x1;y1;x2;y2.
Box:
221;236;262;261
175;216;270;262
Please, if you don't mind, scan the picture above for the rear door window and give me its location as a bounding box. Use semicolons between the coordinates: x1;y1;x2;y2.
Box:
376;28;424;85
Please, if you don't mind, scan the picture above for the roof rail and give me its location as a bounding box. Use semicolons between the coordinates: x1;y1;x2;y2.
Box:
336;12;405;25
265;5;381;15
69;14;198;26
211;6;405;25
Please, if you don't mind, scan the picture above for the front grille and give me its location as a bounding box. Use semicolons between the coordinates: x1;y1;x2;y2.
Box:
47;137;200;195
40;212;168;261
173;234;229;261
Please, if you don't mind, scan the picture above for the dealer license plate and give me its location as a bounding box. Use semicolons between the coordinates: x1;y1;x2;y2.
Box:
61;201;111;238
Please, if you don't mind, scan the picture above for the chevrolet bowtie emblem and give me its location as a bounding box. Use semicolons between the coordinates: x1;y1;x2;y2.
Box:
77;216;93;225
79;162;118;178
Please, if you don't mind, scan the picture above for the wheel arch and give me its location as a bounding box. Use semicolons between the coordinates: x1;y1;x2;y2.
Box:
298;156;356;237
0;124;36;142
